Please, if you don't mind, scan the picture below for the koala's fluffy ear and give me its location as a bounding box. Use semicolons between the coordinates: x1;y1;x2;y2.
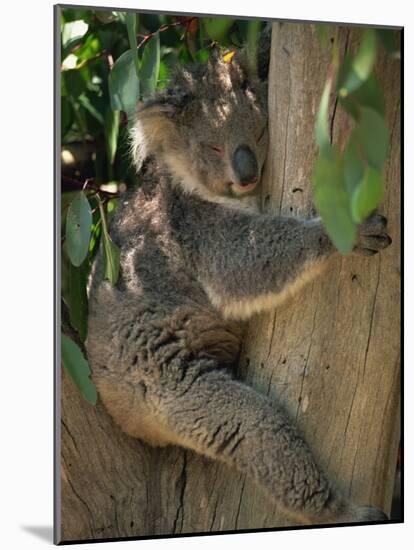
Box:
130;90;191;172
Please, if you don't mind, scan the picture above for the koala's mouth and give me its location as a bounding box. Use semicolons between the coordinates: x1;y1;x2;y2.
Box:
230;180;258;196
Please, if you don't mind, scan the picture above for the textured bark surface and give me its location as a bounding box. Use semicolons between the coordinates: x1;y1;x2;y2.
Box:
237;22;401;527
58;22;401;542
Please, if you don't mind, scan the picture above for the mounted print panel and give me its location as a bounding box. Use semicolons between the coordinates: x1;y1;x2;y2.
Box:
56;4;402;544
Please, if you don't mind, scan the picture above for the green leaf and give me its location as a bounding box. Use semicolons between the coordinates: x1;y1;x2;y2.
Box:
74;34;101;64
104;108;120;165
97;198;121;285
88;219;102;255
340;73;385;119
351;167;384;223
125;13;140;77
62;20;89;57
354;107;389;170
103;233;121;285
140;32;160;99
108;49;140;117
203;18;233;42
339;29;377;95
353;29;377;81
343;137;364;198
65;192;92;267
61;192;79;233
376;29;400;57
61;333;97;405
68;263;88;342
315;78;334;159
313;153;356;255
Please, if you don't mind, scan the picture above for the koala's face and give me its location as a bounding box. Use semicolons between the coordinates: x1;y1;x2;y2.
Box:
132;54;269;199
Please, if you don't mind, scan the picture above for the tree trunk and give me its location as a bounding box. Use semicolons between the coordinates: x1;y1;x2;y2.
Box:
58;22;401;542
237;22;401;527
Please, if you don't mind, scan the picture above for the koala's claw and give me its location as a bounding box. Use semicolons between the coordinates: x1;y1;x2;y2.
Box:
355;214;392;255
359;213;388;235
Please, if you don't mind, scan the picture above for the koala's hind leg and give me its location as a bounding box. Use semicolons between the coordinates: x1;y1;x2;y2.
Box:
150;360;387;525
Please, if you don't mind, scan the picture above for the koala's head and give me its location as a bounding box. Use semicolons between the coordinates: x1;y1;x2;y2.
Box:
130;47;269;200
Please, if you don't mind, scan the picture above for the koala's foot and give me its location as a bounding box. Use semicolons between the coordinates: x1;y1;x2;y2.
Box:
333;503;389;524
355;213;392;256
307;492;389;525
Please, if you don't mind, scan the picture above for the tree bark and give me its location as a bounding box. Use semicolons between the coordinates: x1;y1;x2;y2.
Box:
59;22;401;542
237;22;401;527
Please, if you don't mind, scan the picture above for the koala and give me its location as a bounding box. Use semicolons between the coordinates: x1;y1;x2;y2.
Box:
86;32;391;526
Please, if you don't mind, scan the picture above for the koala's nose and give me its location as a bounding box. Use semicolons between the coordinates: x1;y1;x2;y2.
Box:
232;145;258;186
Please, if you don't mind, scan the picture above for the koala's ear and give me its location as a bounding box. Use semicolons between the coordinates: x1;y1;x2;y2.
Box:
130;88;193;172
129;103;176;173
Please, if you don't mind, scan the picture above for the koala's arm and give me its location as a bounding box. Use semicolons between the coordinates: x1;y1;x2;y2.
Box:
187;206;390;320
190;207;334;319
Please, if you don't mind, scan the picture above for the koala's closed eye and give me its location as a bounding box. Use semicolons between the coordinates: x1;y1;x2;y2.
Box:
206;145;224;155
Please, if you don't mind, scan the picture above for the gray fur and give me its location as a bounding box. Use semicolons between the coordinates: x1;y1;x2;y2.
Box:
87;43;390;525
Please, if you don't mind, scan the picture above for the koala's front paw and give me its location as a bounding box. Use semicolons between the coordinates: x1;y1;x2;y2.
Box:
354;214;392;256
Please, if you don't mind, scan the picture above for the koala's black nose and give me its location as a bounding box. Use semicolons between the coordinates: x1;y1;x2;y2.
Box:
232;145;258;186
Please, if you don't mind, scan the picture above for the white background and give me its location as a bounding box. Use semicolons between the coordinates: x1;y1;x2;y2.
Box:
0;0;410;548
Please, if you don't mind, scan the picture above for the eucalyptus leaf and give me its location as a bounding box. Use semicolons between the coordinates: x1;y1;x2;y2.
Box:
315;78;334;159
68;263;88;342
140;32;160;99
104;108;120;165
61;333;97;405
353;29;377;81
66;192;92;267
97;199;121;285
339;29;377;95
340;73;385;119
313;153;356;255
74;34;101;64
351;167;384;223
343;137;364;197
354;107;389;170
114;11;127;24
108;49;140;117
126;13;140;77
103;233;121;285
62;20;89;57
376;29;400;57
